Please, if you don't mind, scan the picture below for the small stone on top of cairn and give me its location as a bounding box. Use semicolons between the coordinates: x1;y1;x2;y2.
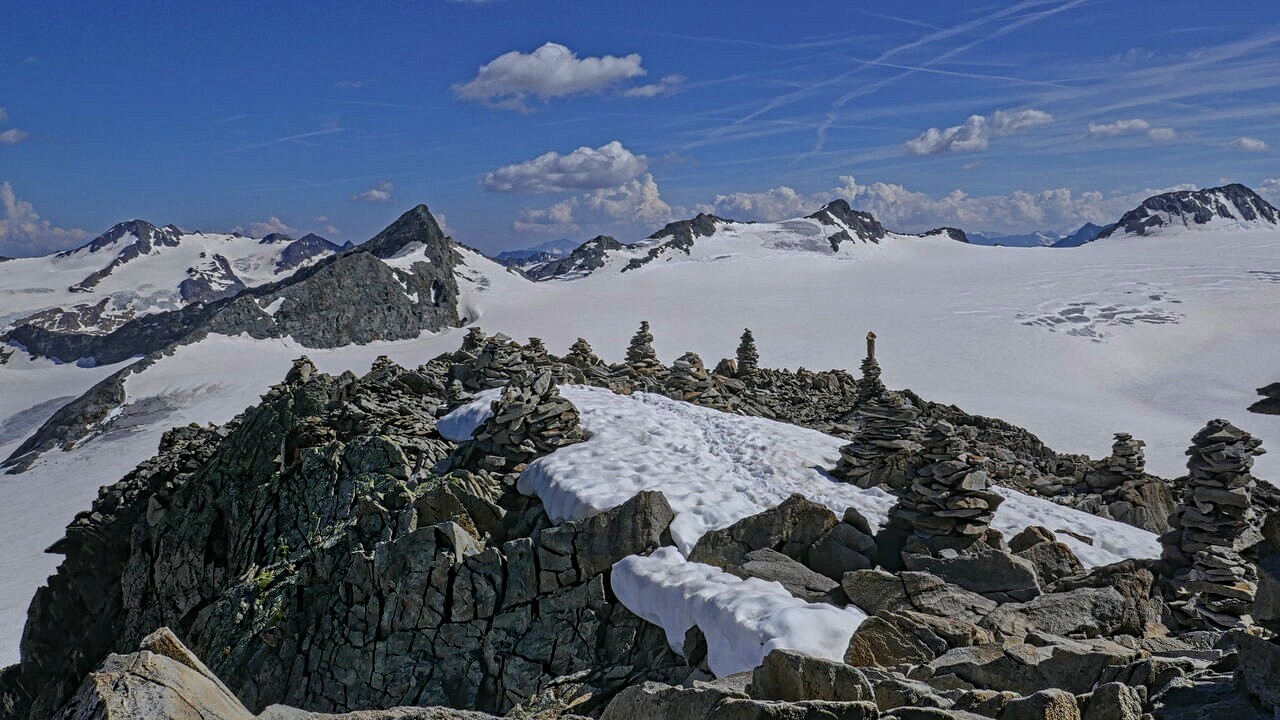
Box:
1161;418;1266;629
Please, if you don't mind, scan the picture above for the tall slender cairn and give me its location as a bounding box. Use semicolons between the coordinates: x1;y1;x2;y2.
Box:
830;331;924;489
736;328;760;377
624;321;667;385
1161;419;1266;629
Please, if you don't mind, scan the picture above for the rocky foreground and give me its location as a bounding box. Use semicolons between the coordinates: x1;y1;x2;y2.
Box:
2;326;1279;719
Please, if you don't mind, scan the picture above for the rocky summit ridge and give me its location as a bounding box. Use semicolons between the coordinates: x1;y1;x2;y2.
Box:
2;325;1279;720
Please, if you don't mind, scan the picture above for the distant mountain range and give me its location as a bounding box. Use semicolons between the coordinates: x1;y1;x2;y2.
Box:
968;223;1106;248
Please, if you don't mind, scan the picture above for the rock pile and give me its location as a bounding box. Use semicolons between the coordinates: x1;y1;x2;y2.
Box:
453;333;529;390
887;421;1004;552
1100;432;1146;485
1161;419;1266;629
450;370;587;473
735;328;759;377
665;352;735;412
564;337;604;369
831;333;924;489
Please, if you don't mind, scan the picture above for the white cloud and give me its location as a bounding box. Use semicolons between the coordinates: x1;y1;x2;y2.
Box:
483;141;647;193
514;173;672;234
1230;136;1268;152
352;180;394;203
248;217;296;237
696;176;1197;235
0;129;28;145
0;182;90;256
453;42;647;111
1260;178;1280;203
623;74;685;98
905;108;1052;155
1087;118;1175;141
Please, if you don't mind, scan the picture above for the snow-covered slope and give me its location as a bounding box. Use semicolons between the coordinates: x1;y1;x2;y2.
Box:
0;220;340;334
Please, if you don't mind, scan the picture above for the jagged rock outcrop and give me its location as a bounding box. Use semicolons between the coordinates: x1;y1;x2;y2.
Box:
622;214;728;272
807;200;887;249
1;359;685;719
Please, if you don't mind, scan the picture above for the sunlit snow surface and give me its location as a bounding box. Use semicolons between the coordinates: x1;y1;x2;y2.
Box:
2;227;1279;662
442;384;1160;676
441;386;1160;566
612;547;867;677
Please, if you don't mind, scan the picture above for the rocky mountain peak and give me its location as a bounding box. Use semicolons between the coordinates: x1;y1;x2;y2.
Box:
525;234;627;281
258;232;295;245
807;199;887;247
65;219;182;257
358;203;451;259
1094;182;1279;241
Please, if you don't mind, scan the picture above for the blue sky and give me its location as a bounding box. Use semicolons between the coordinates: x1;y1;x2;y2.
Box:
2;0;1280;256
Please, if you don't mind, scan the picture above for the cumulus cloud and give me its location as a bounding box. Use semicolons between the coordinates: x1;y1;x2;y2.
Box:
0;182;90;256
696;176;1196;235
905;108;1052;155
248;217;297;237
1087;118;1175;141
453;42;648;111
514;173;672;234
1260;178;1280;203
1230;136;1268;152
623;74;685;98
483;141;647;193
352;180;395;203
0;129;28;145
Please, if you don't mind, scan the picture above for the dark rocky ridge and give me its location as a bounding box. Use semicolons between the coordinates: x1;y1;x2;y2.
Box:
525;235;627;281
62;221;185;293
621;213;730;273
1060;183;1280;245
807;199;887;249
2;205;468;366
1249;381;1280;416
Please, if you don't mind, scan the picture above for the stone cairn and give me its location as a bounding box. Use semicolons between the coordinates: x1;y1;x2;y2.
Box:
624;321;667;385
523;336;550;362
830;332;925;489
564;337;604;369
453;333;529;391
1088;432;1146;491
736;328;760;377
887;420;1004;551
667;352;733;411
451;370;587;474
1161;419;1266;629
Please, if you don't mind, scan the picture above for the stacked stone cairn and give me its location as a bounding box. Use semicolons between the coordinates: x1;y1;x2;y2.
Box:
450;369;587;473
887;420;1004;552
623;321;667;387
736;328;760;378
1161;419;1266;629
564;337;604;369
830;332;925;489
523;336;550;362
1088;432;1146;491
452;332;528;391
666;351;734;412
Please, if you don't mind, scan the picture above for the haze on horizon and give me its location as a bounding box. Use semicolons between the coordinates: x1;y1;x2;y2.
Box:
2;0;1280;257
